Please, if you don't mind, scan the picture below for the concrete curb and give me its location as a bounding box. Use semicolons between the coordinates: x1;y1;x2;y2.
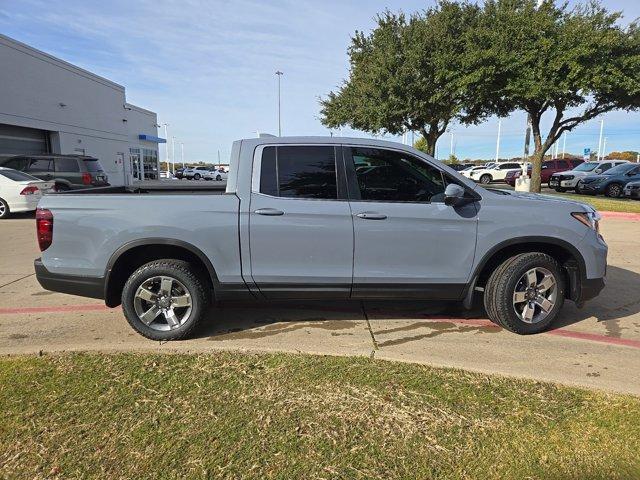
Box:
600;211;640;221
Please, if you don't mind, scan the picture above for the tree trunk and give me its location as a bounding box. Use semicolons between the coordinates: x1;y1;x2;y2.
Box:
420;126;444;158
529;118;545;193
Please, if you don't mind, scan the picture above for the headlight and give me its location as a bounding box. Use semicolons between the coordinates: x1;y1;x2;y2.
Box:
572;211;600;233
564;175;574;180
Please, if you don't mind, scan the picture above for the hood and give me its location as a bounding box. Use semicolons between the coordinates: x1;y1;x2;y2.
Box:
485;188;594;211
581;174;609;184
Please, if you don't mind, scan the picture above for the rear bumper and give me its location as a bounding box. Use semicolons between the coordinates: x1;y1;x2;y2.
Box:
34;258;105;300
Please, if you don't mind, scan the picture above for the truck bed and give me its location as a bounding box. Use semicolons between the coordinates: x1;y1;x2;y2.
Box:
59;181;227;195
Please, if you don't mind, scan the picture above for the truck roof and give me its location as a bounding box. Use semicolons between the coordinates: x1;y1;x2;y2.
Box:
237;136;429;152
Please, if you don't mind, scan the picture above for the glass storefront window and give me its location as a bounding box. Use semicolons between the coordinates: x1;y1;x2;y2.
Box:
142;148;158;180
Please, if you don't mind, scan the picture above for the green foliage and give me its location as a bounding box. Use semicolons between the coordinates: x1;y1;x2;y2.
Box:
606;151;640;161
465;0;640;191
321;2;490;156
413;136;429;153
446;154;460;164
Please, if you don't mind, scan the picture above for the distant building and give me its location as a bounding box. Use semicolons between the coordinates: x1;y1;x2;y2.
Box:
0;34;164;185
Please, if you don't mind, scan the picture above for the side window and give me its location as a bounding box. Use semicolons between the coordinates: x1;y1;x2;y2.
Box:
599;163;612;172
542;161;555;169
27;158;53;172
258;145;337;199
559;160;571;169
1;158;28;171
501;163;520;170
348;147;446;203
54;158;80;173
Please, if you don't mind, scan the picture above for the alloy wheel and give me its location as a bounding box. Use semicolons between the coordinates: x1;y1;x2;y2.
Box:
133;275;192;331
512;267;558;324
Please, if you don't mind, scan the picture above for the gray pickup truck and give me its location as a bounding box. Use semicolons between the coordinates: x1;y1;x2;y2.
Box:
34;137;607;340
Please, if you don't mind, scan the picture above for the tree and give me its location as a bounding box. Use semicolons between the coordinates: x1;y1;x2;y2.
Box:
413;136;429;153
467;0;640;192
606;151;639;161
320;2;491;156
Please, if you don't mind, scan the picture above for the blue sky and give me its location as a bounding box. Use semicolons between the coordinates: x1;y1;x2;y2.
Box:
1;0;639;163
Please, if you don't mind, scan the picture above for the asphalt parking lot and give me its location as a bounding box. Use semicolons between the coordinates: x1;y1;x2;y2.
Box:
1;213;639;395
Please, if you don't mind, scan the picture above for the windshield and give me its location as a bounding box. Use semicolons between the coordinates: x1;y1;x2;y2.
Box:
603;163;633;175
0;169;39;182
573;162;599;172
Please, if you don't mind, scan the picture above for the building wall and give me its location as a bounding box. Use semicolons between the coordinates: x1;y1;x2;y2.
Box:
0;34;161;186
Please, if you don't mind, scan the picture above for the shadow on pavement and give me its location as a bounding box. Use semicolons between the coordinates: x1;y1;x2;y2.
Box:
195;265;640;341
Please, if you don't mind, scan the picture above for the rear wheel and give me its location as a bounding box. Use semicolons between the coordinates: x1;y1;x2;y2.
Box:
0;198;10;219
480;174;492;184
605;183;623;198
121;259;209;340
554;187;566;193
484;252;564;334
193;173;201;180
216;175;222;181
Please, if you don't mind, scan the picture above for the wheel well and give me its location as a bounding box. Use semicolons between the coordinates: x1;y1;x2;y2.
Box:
105;244;214;307
475;242;581;298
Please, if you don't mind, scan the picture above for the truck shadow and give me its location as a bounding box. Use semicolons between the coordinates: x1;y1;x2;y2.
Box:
195;265;639;341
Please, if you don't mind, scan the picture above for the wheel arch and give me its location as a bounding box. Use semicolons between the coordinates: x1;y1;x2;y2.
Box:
104;238;219;307
470;236;587;301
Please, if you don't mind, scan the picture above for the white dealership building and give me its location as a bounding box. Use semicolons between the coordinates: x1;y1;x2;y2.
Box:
0;34;164;186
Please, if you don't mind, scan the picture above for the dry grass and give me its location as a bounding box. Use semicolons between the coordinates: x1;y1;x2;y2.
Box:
1;352;639;479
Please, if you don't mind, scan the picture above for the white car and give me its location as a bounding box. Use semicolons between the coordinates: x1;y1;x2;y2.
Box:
203;169;228;181
549;160;630;192
0;167;55;219
184;166;212;180
460;165;487;178
468;162;524;184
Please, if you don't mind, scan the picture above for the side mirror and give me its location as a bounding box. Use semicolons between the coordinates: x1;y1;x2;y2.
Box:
594;169;602;174
444;184;468;207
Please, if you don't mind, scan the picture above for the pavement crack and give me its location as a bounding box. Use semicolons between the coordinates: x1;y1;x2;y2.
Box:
360;301;379;351
0;273;34;289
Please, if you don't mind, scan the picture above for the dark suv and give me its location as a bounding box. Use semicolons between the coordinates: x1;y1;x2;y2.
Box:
0;155;108;190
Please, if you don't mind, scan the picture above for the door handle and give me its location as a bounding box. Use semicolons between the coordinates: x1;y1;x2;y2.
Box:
356;212;387;220
254;208;285;216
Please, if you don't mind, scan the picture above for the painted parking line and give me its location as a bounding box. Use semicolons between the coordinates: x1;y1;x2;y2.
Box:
1;303;639;350
600;211;640;221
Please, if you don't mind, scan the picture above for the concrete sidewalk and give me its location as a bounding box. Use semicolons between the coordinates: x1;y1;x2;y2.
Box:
1;214;639;395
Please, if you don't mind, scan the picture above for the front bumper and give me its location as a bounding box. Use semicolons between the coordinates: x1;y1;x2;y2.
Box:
576;181;605;194
34;258;105;300
580;277;606;303
624;187;640;199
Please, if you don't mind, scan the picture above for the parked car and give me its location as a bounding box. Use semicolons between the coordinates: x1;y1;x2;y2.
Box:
460;165;488;179
34;136;606;341
0;167;55;219
575;163;640;197
184;166;211;180
447;163;475;172
505;159;584;187
623;180;640;199
468;162;525;184
203;168;228;181
0;154;108;190
549;160;629;192
174;168;185;179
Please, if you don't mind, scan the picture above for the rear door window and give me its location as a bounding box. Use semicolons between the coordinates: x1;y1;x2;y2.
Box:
83;159;103;172
599;163;613;172
27;158;53;172
55;158;80;172
259;146;338;199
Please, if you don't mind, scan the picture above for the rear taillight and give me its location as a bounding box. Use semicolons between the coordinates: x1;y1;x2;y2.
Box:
82;172;92;185
20;185;39;195
36;208;53;251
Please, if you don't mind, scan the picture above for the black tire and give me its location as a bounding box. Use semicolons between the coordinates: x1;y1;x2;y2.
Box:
605;183;623;198
554;187;566;193
193;173;201;180
205;177;212;181
216;175;222;181
484;252;565;334
480;174;492;184
56;183;70;192
0;198;10;219
121;259;209;341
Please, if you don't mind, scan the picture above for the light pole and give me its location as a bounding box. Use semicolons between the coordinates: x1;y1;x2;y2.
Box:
171;136;176;170
163;123;170;173
495;119;502;162
597;119;604;161
450;130;454;159
180;142;185;168
562;131;567;159
275;70;284;136
602;137;607;160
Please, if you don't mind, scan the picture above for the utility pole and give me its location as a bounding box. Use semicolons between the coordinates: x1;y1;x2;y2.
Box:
562;132;567;159
180;142;184;168
597;119;604;161
450;130;454;159
163;123;170;173
275;70;284;136
602;137;607;160
171;136;176;171
495;120;502;162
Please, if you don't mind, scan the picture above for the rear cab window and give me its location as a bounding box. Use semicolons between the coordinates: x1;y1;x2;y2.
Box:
83;159;103;172
55;158;80;172
259;145;338;199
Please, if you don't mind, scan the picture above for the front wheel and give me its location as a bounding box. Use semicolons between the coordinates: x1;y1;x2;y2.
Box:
121;259;209;340
480;174;492;184
605;183;623;198
216;175;222;181
193;173;201;180
484;252;565;334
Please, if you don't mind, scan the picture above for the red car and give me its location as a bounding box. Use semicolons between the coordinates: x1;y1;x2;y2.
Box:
505;159;584;187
